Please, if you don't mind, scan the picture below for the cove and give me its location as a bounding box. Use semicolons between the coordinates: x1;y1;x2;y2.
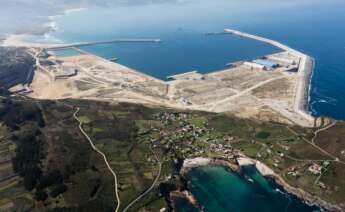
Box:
180;166;320;212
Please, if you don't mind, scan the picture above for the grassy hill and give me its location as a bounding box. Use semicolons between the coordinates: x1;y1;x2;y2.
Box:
0;96;344;211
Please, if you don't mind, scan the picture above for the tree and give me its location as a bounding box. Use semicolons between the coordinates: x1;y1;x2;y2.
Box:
35;190;48;201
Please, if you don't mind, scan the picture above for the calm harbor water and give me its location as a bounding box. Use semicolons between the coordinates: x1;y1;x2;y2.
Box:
80;33;280;79
183;166;319;212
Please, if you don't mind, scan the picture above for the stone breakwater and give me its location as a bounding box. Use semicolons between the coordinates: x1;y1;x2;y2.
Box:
295;55;315;121
225;28;316;126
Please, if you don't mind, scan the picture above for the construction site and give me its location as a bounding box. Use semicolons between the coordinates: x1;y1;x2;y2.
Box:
6;29;316;127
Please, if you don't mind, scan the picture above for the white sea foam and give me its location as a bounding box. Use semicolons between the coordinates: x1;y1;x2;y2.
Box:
310;95;337;115
311;99;336;106
310;103;319;115
311;87;338;106
318;97;337;105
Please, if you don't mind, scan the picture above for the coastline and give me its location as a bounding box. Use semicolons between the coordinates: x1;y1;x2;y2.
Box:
307;57;315;117
179;157;342;212
294;55;315;123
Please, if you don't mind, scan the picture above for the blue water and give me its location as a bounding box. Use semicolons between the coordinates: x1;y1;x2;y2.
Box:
80;33;279;78
36;0;345;120
184;166;319;212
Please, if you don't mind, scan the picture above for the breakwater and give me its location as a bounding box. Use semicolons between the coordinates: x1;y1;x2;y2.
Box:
46;38;162;50
224;28;315;125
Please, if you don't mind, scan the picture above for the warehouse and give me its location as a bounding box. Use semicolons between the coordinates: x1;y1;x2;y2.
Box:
243;62;266;70
253;59;279;69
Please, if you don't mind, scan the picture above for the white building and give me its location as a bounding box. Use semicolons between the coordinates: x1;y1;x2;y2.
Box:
243;62;266;70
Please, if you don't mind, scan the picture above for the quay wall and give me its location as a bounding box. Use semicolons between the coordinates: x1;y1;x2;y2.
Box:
294;55;315;122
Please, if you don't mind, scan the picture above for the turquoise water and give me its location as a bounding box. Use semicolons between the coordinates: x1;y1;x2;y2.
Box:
37;0;345;120
184;166;319;212
52;48;82;57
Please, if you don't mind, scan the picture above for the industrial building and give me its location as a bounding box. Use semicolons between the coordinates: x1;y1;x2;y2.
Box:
253;59;279;69
243;62;266;70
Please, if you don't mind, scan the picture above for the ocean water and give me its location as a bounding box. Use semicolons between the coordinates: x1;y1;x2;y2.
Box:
184;166;319;212
37;0;345;120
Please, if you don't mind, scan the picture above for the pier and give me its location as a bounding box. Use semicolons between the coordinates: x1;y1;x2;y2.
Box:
46;38;162;50
224;29;303;56
109;58;118;62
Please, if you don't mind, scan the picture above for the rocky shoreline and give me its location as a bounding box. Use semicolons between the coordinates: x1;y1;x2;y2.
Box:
176;157;342;212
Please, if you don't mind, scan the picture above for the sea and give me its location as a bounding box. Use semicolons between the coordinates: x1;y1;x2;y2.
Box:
183;166;320;212
25;1;345;210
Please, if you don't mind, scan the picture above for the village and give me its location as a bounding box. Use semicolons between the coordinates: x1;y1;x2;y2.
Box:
143;111;334;195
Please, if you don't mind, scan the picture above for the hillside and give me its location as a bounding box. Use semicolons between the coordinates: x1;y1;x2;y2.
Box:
0;97;344;211
0;47;35;89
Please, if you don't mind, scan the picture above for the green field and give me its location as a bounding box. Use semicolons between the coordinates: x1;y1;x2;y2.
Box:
0;96;344;211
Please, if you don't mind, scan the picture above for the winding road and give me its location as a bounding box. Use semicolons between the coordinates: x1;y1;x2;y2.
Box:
122;148;162;212
311;121;338;144
73;107;121;212
286;123;345;165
